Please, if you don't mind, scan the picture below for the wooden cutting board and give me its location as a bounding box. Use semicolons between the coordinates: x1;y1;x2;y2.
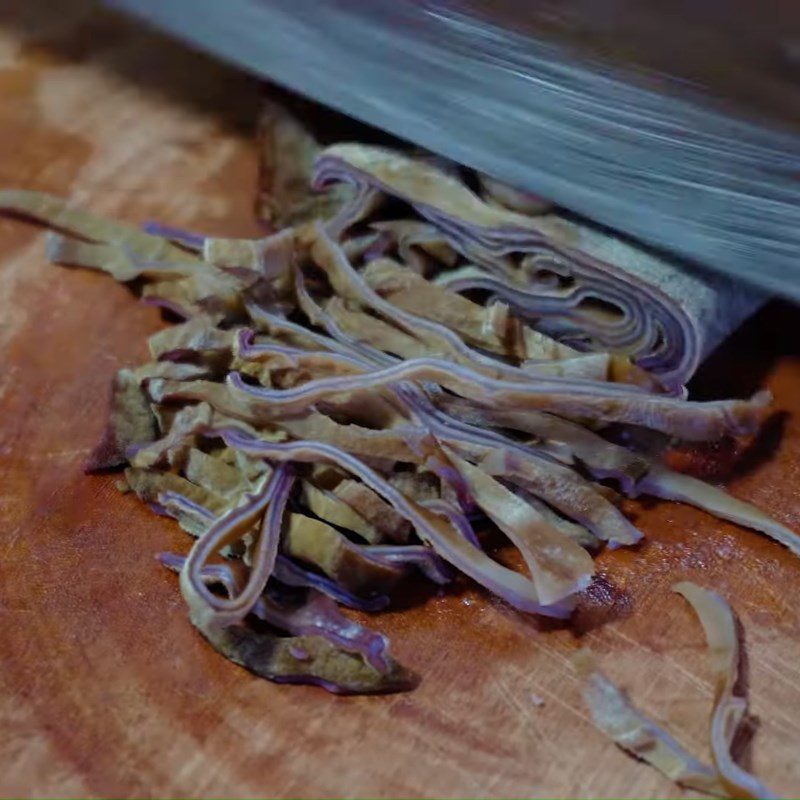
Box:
1;3;799;797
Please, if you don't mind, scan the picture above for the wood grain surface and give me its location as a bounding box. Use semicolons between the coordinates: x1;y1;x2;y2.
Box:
1;2;800;797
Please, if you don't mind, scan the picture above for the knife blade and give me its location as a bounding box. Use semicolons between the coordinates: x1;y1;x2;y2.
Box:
108;0;800;298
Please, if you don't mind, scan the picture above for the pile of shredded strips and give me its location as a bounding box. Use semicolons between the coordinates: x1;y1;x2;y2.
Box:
2;102;796;798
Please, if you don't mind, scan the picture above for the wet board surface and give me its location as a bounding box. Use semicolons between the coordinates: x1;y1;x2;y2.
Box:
1;2;799;797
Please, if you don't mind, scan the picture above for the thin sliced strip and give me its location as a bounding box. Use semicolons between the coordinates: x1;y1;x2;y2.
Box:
283;512;405;595
674;583;779;800
133;361;211;382
173;563;414;693
158;491;217;523
148;317;236;360
157;491;217;538
244;299;376;364
421;499;483;549
234;330;366;376
359;545;452;585
323;297;435;360
279;410;422;464
522;353;612;382
85;369;157;471
150;376;388;439
221;357;765;440
0;189;191;262
362;257;572;361
333;479;412;544
141;269;247;318
184;448;248;496
522;352;658;390
444;449;594;604
129;403;213;469
575;649;726;796
124;467;230;516
641;466;800;558
512;490;599;550
262;586;394;674
47;232;211;285
47;234;183;283
206;409;285;442
478;447;642;547
160;551;240;592
293;266;392;367
204;228;294;280
151;376;405;436
203;238;264;271
301;480;381;543
147;378;272;427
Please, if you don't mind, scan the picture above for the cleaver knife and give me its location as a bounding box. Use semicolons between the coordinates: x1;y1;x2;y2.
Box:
107;0;800;298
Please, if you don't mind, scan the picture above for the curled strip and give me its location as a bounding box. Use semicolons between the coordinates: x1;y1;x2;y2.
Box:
575;649;725;796
161;552;392;673
181;464;294;627
674;583;779;800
